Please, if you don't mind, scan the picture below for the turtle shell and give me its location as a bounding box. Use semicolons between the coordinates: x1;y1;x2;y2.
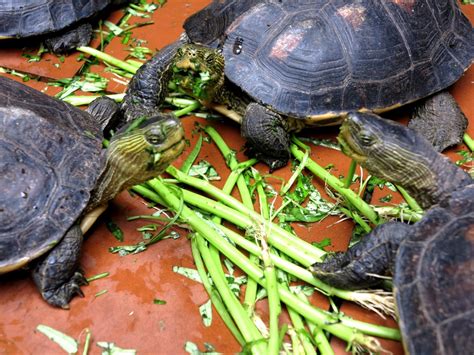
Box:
221;0;474;119
394;184;474;353
0;76;104;272
0;0;114;39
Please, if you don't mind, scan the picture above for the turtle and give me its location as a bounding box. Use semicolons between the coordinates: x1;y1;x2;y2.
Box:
122;0;473;170
0;75;185;308
311;112;474;354
0;0;133;53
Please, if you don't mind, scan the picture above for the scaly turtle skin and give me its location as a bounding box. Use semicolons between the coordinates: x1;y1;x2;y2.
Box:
312;112;474;354
0;76;184;308
0;0;131;53
123;0;473;170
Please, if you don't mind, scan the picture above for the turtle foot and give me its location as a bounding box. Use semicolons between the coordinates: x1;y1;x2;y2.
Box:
32;225;85;308
409;91;468;152
241;103;290;171
312;222;409;290
40;271;88;309
44;23;93;54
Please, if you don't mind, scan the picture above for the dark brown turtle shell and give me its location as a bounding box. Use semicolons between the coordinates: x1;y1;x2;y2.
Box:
221;0;474;120
0;76;104;272
0;0;115;39
395;185;474;354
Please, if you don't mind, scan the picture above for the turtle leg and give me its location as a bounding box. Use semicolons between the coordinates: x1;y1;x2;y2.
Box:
86;96;125;136
44;23;93;54
32;225;87;309
241;103;291;171
311;222;410;290
121;36;188;121
408;91;468;152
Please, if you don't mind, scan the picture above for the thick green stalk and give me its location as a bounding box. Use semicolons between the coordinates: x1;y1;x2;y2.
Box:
77;46;138;74
190;237;246;346
194;234;266;354
464;133;474;151
285;288;317;355
178;187;324;264
165;165;325;262
174;101;201;117
290;140;380;225
203;126;260;313
344;160;358;188
219;224;395;318
396;185;423;213
296;293;334;355
149;180;400;348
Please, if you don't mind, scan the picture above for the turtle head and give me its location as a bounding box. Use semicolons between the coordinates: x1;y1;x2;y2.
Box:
171;44;225;101
90;114;185;208
338;112;437;190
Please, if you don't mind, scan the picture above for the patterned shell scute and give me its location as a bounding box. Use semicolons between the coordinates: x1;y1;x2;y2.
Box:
222;0;474;118
0;77;104;270
395;185;474;354
0;0;112;38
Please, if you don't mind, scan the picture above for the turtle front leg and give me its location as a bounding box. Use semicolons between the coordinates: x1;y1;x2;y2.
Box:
44;23;93;54
312;222;410;290
121;36;188;121
32;225;87;309
408;91;468;152
241;103;291;171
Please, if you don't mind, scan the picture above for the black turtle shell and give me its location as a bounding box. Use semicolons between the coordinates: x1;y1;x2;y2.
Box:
0;0;114;39
222;0;474;119
395;184;474;354
0;76;103;272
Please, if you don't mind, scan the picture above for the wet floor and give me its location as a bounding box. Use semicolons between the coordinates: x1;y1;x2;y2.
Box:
0;2;473;354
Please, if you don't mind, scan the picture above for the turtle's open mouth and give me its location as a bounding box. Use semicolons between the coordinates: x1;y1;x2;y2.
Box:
338;119;368;164
170;65;212;100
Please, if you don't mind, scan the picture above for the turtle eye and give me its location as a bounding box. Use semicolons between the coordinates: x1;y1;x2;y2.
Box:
146;128;164;145
359;132;375;146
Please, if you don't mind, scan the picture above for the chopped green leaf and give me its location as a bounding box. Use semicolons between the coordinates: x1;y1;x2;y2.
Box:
106;220;124;242
199;299;212;327
379;194;393;203
312;238;332;250
173;266;203;283
153;298;167;305
96;342;136;355
188;160;220;181
36;325;78;354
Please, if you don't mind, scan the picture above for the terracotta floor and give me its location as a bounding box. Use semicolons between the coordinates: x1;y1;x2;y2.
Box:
0;2;473;354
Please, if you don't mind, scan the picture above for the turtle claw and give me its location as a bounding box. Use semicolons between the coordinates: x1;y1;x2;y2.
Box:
40;270;88;308
241;103;290;170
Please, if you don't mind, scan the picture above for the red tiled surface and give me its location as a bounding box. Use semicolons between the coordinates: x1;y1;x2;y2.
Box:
0;2;472;354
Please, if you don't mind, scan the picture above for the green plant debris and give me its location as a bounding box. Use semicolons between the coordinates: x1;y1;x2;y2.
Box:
173;266;203;283
86;272;110;283
379;194;393;203
106;220;124;242
96;342;136;355
95;289;108;298
50;73;108;100
36;325;78;354
126;45;153;60
278;173;340;223
199;299;213;327
312;238;332;251
22;44;48;63
109;242;147;255
153;298;167;305
188;160;220;181
184;341;219;355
